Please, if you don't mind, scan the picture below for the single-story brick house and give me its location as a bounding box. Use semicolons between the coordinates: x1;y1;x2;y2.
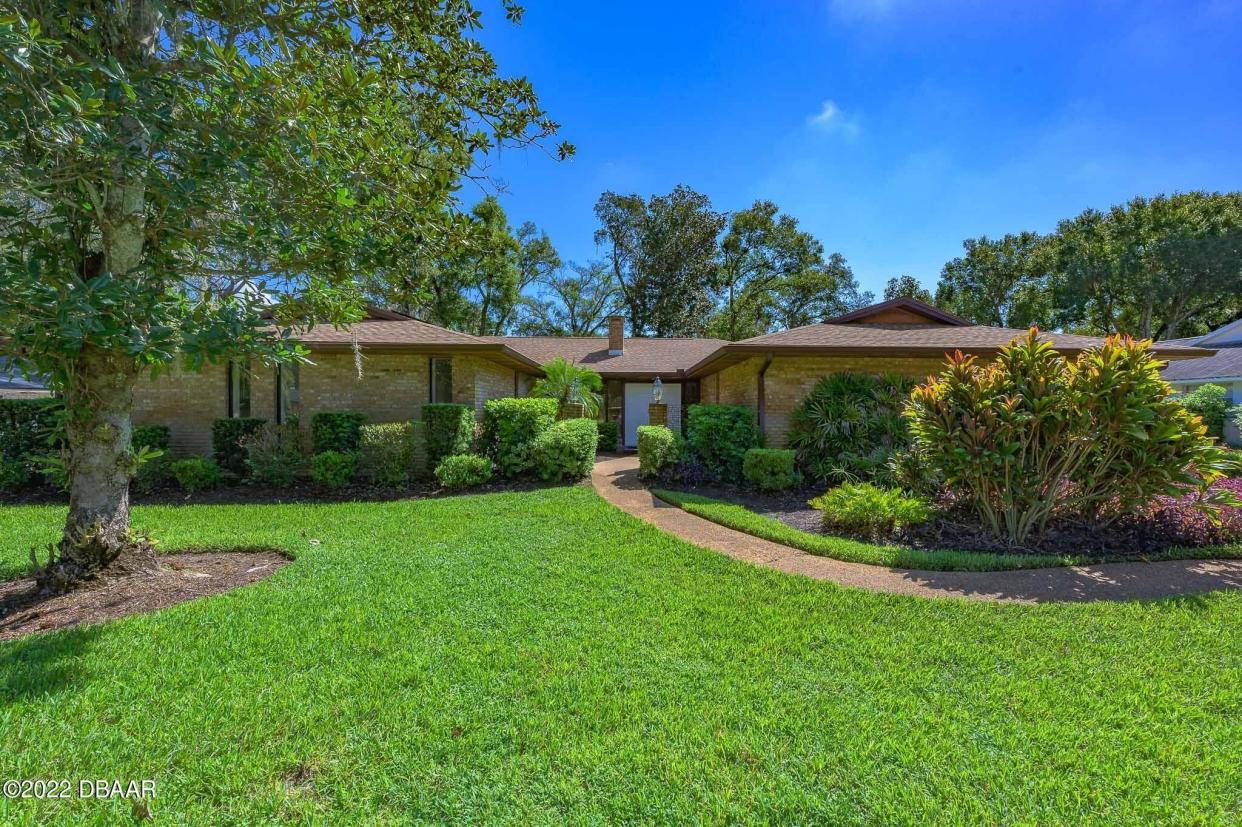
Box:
1161;317;1242;446
132;298;1215;455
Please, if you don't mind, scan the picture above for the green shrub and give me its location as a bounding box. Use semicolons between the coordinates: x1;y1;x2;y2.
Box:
131;424;173;493
532;418;598;482
0;457;32;493
637;425;684;479
422;404;475;468
906;331;1231;544
311;411;367;454
481;397;557;477
684;404;759;477
1180;383;1230;439
742;448;800;492
358;422;417;486
170;457;223;492
811;483;931;540
0;398;62;463
596;420;620;453
212;417;266;476
310;450;356;490
786;373;916;484
243;421;304;487
435;453;493;490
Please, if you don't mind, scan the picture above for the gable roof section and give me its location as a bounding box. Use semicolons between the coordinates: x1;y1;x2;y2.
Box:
486;336;726;380
826;297;970;326
290;318;544;372
687;322;1215;378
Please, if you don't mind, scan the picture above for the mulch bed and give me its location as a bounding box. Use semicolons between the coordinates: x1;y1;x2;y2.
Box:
0;550;290;642
673;482;1224;560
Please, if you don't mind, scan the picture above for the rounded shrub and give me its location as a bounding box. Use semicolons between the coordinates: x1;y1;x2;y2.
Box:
1179;383;1230;439
358;422;417;487
212;417;266;476
435;453;493;490
532;418;598;482
742;448;800;492
596;420;620;453
170;457;223;492
311;450;357;490
637;425;684;479
786;373;915;485
684;404;759;478
810;483;930;541
481;397;557;477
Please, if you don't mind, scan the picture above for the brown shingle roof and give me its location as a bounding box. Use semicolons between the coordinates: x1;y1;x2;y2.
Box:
485;336;727;379
1162;344;1242;382
687;323;1215;377
287;319;544;372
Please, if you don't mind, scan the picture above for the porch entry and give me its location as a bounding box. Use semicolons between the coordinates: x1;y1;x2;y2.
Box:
623;382;682;448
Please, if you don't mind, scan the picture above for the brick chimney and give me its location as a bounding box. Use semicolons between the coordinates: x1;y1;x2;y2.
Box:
607;315;625;355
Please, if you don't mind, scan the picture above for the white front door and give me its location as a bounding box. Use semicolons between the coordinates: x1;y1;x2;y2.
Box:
623;382;682;448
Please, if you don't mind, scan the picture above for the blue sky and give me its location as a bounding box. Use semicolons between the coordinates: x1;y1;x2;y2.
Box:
477;0;1242;296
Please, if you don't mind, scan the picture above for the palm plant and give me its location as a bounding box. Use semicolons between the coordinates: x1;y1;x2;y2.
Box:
531;357;604;419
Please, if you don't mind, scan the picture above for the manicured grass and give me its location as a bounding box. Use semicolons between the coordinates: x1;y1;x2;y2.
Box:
0;488;1239;824
653;488;1073;571
654;488;1242;572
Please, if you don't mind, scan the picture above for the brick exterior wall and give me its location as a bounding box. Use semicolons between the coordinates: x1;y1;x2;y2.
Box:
132;350;528;458
699;354;951;447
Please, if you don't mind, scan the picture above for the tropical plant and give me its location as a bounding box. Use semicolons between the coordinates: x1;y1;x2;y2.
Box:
786;373;916;484
530;358;604;419
811;483;931;541
905;330;1233;544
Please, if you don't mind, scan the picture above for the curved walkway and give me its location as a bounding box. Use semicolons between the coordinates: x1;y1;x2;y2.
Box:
592;454;1242;604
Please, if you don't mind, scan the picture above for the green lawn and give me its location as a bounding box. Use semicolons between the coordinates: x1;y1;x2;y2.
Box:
0;487;1238;824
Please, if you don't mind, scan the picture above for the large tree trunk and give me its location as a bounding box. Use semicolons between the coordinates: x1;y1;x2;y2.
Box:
40;345;152;591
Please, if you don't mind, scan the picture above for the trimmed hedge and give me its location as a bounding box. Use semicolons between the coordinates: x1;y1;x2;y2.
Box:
311;450;356;489
532;418;598;481
482;397;557;477
422;404;475;468
170;457;223;492
596;420;619;453
684;404;760;478
0;457;31;493
742;448;800;492
311;411;367;454
358;422;418;487
637;425;684;479
212;418;266;476
435;453;493;490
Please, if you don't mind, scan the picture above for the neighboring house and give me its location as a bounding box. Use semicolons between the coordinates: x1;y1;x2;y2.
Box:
1161;317;1242;446
0;357;50;400
131;298;1213;455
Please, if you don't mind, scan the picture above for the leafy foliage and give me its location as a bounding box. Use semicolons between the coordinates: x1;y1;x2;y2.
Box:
422;404;475;468
684;405;760;478
0;457;32;493
0;398;61;464
905;331;1232;544
131;424;172;493
311;451;357;490
358;423;419;487
811;484;931;541
530;358;604;419
515;261;620;336
596;421;620;453
935;232;1055;328
435;453;493;490
311;411;368;455
637;426;685;479
786;373;917;485
883;275;933;304
1179;384;1231;439
243;422;305;488
212;418;267;477
1149;478;1242;547
532;418;598;482
742;449;800;492
481;397;557;477
170;458;222;493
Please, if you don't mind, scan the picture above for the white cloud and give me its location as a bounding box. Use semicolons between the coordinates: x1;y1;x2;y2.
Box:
807;100;861;137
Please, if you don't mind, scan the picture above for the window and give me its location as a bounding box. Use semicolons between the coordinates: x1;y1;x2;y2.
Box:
227;361;251;418
277;363;300;424
430;358;453;403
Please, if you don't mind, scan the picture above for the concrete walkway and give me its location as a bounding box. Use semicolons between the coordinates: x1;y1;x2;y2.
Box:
591;454;1242;604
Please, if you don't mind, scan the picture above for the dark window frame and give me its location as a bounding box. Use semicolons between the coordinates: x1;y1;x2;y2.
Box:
429;357;453;404
227;360;252;418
